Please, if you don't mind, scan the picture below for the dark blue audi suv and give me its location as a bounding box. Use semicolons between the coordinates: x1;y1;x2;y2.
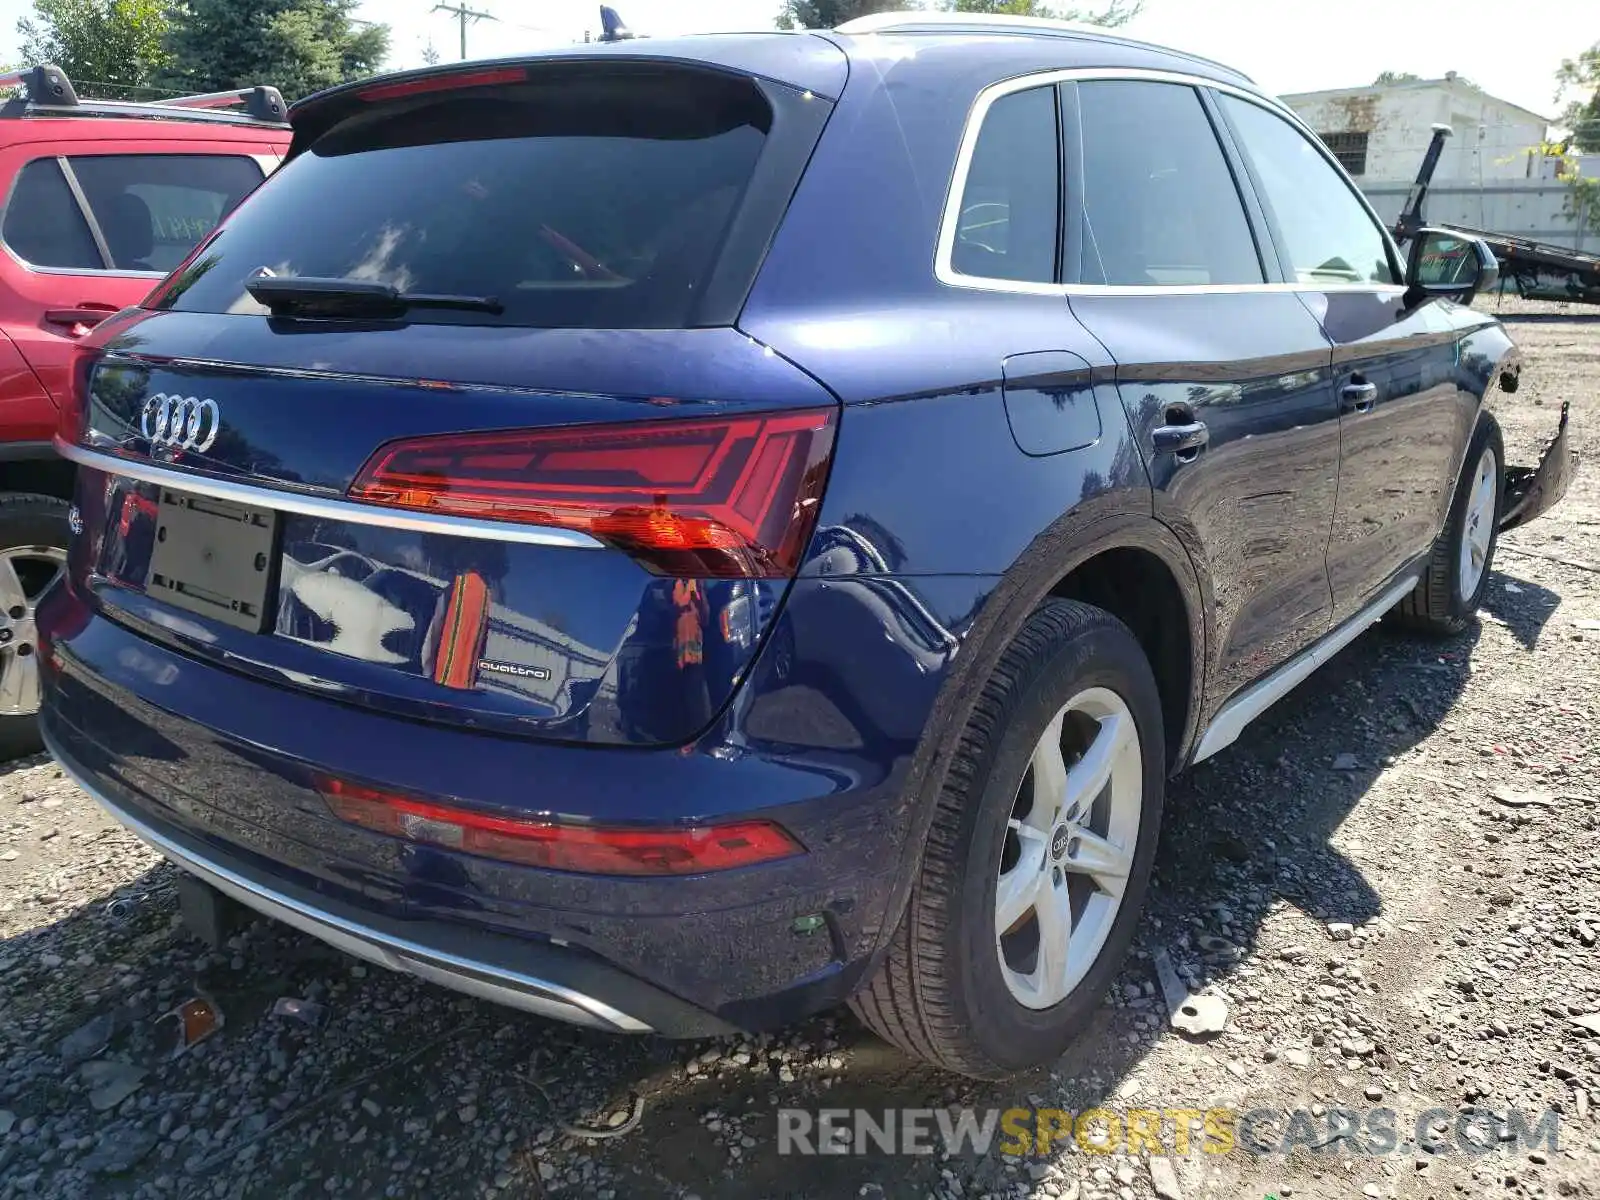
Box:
37;12;1572;1078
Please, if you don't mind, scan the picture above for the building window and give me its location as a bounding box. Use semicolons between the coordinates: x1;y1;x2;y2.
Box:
1315;131;1370;176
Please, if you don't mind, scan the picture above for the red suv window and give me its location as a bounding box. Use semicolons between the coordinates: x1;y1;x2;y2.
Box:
3;153;263;274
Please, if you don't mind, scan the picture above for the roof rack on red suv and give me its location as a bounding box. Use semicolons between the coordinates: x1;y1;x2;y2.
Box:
0;63;289;128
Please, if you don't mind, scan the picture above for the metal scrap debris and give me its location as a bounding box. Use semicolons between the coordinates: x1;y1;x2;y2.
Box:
1151;948;1228;1037
155;995;223;1058
270;997;328;1028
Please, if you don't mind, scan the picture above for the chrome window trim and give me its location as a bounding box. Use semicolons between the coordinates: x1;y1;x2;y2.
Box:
57;440;608;550
934;66;1408;297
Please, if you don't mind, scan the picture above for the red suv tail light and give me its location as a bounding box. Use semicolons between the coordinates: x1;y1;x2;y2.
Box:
348;409;836;578
317;777;803;875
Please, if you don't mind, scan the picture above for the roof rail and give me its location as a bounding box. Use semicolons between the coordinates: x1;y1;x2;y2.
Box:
831;11;1255;83
0;63;289;127
153;85;288;123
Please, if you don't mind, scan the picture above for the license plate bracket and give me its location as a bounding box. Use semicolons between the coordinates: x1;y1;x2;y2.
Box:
146;488;279;633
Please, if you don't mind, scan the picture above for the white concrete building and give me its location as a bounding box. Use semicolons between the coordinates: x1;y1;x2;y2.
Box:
1281;74;1552;184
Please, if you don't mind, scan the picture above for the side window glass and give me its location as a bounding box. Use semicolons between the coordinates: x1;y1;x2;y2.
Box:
68;155;264;272
951;86;1059;284
2;158;102;270
1219;95;1398;286
1076;81;1263;286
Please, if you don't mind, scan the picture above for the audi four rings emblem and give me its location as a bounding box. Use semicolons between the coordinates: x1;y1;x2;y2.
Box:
141;393;221;453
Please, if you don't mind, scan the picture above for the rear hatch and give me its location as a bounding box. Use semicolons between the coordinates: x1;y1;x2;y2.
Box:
58;53;841;747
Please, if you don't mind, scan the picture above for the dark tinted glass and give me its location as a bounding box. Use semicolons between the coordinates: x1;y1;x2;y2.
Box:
1077;81;1263;286
1220;96;1397;285
952;86;1059;284
70;155;264;272
2;158;101;270
156;68;772;328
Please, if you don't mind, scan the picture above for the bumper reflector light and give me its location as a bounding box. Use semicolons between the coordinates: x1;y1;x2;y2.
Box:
316;777;802;876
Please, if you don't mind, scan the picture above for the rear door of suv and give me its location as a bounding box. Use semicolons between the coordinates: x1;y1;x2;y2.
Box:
1055;76;1342;708
0;135;268;428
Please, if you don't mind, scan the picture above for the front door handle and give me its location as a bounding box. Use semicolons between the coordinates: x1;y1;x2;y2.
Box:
1152;420;1209;459
1340;380;1378;414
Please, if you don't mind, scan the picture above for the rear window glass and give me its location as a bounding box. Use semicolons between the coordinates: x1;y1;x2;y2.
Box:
154;67;773;329
2;154;262;273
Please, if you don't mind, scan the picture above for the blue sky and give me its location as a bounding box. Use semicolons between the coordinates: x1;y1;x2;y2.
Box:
0;0;1591;121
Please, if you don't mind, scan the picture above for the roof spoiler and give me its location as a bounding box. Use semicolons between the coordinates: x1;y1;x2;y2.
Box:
0;64;287;126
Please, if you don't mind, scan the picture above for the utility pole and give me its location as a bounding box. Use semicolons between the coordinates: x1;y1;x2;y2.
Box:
432;2;495;61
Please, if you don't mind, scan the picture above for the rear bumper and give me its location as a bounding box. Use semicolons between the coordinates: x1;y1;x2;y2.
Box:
1501;400;1577;531
37;578;932;1032
48;733;730;1036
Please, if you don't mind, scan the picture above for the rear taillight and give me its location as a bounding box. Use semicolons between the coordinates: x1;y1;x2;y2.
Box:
348;409;836;579
316;777;802;875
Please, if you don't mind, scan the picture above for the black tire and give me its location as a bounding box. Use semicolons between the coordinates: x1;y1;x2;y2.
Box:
1392;414;1504;636
849;599;1165;1078
0;493;71;762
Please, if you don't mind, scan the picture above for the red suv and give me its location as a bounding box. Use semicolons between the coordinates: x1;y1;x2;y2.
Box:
0;65;289;756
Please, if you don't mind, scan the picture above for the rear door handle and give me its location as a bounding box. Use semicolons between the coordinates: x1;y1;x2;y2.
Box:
44;306;118;336
1340;380;1378;414
1151;420;1209;458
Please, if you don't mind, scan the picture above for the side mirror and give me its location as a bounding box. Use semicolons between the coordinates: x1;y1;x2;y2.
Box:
1405;228;1499;305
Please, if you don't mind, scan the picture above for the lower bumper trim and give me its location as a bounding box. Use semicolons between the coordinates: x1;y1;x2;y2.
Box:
49;735;659;1033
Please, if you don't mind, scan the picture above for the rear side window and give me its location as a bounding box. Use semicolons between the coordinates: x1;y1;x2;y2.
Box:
1218;95;1398;286
3;159;101;270
1076;81;1263;286
950;86;1060;284
156;67;775;328
2;154;261;274
70;155;264;272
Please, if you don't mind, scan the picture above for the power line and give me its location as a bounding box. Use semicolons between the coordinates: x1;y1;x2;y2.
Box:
431;2;496;60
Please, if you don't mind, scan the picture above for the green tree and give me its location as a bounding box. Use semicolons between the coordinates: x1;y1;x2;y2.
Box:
1558;42;1600;151
16;0;171;96
942;0;1143;25
775;0;899;30
162;0;389;102
1555;42;1599;234
777;0;1142;30
1373;71;1421;86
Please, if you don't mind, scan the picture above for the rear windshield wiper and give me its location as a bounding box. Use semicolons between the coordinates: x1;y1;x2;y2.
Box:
244;273;504;317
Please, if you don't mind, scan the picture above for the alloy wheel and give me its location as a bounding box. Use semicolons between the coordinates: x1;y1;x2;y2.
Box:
0;545;66;716
995;686;1142;1009
1458;446;1498;599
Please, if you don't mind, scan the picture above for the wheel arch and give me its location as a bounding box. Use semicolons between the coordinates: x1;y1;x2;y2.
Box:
866;510;1209;969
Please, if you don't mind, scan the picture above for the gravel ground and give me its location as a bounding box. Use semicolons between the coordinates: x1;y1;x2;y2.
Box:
2;296;1598;1200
